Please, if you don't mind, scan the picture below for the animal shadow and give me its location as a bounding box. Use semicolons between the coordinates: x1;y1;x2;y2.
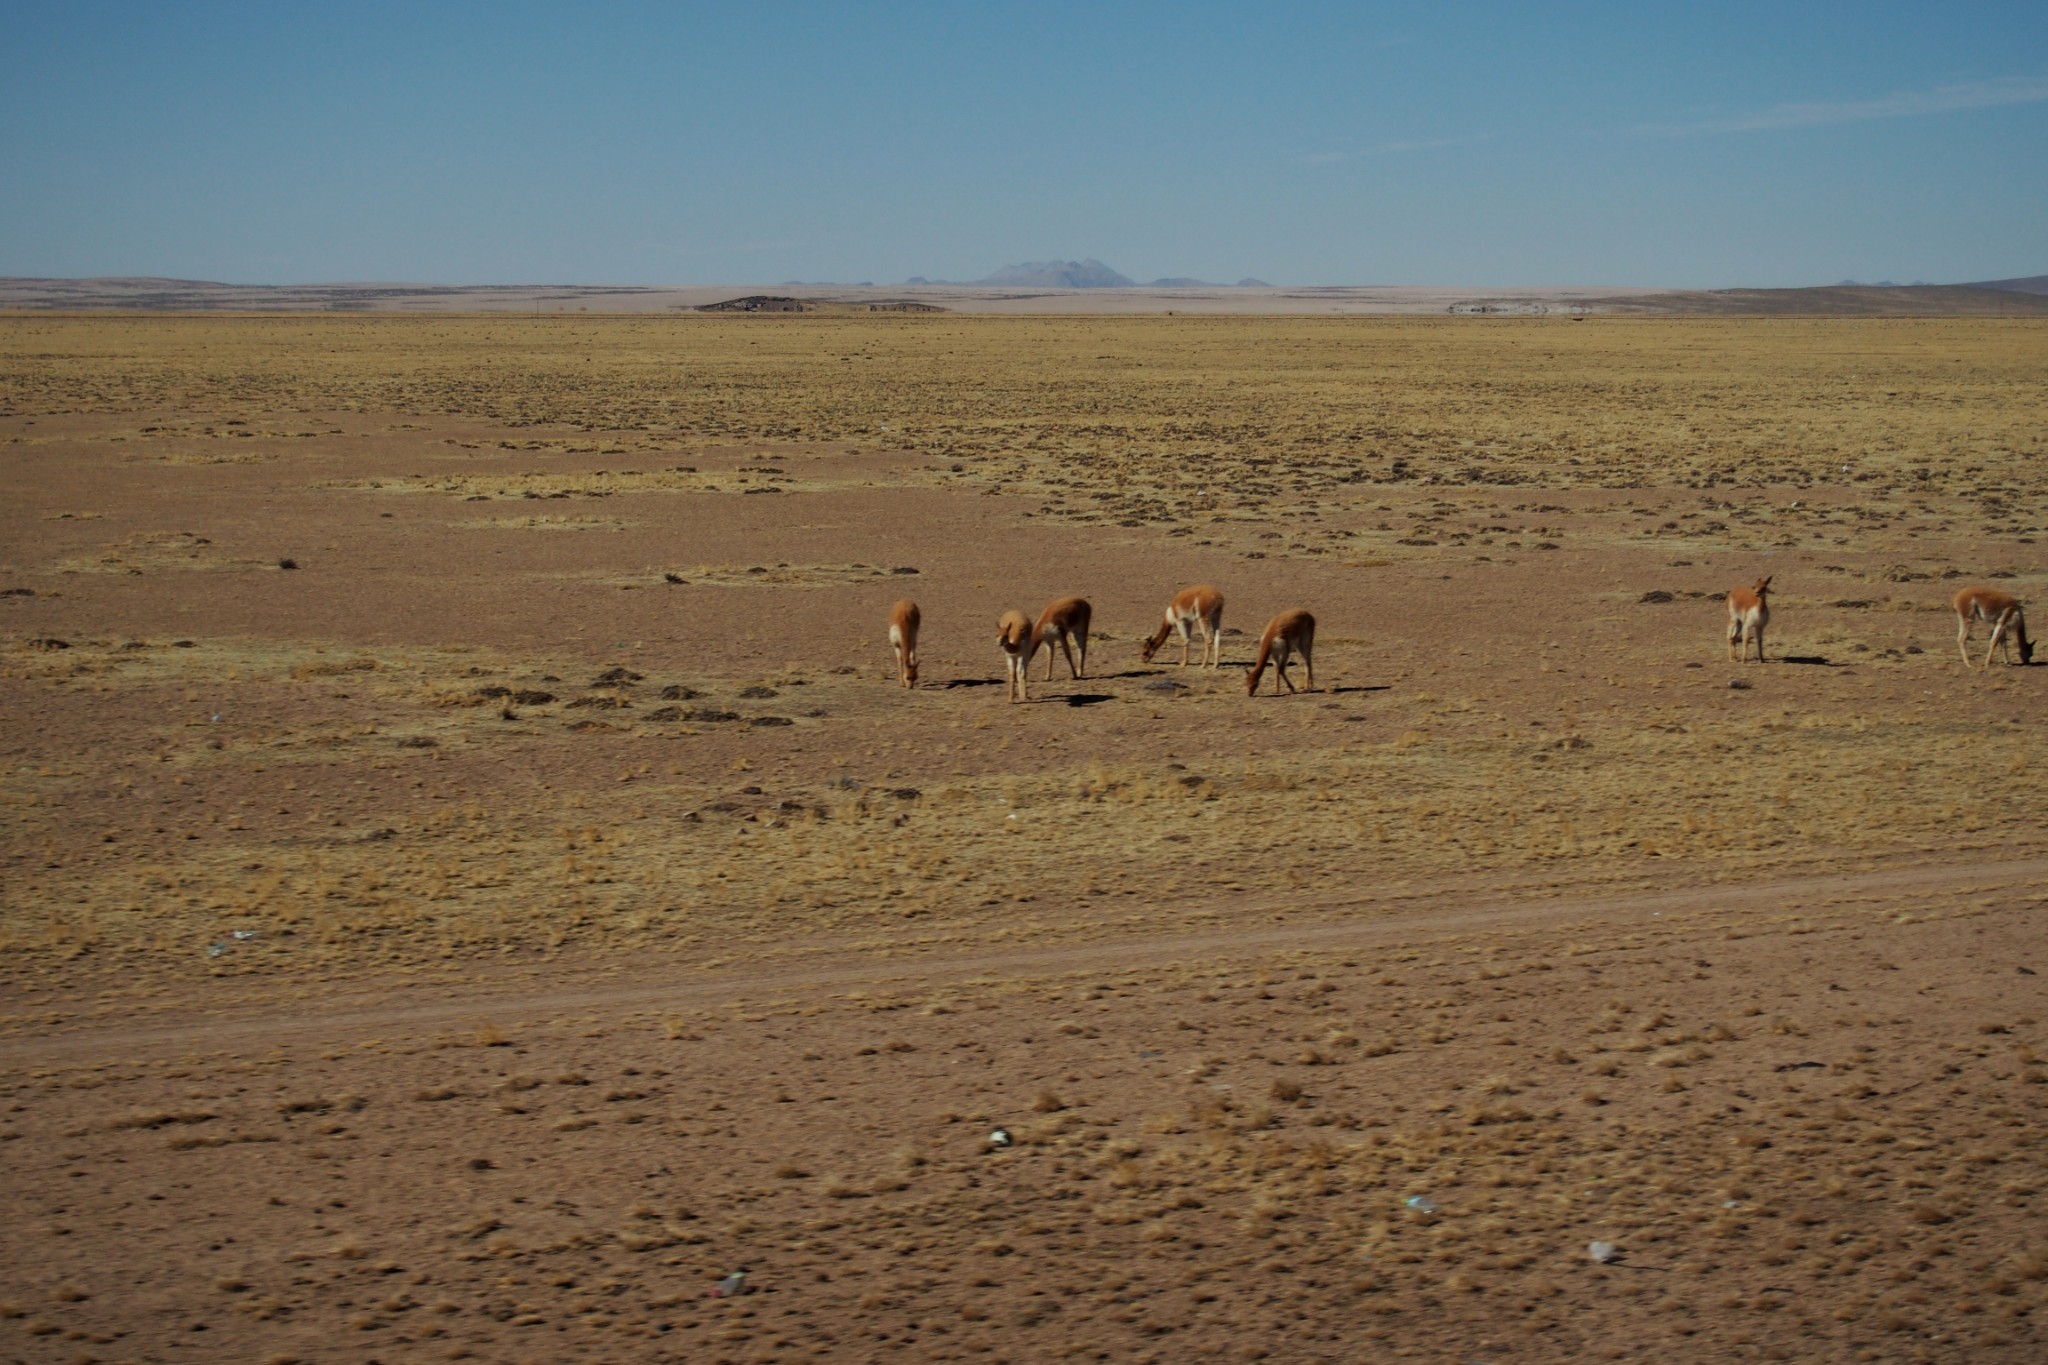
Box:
1062;693;1115;707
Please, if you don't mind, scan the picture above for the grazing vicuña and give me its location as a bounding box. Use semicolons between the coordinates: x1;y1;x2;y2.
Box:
1246;609;1315;695
1141;584;1225;668
1953;585;2034;668
997;609;1035;702
1033;596;1092;681
887;599;921;688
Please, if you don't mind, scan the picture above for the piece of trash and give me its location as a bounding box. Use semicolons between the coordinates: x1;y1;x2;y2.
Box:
708;1270;747;1299
988;1128;1012;1148
210;714;221;723
1588;1241;1620;1264
229;929;256;941
205;943;227;958
1404;1196;1438;1213
1722;1199;1742;1209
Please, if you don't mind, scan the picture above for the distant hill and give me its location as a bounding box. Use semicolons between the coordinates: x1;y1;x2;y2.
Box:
1970;274;2048;296
974;259;1135;288
937;262;1273;289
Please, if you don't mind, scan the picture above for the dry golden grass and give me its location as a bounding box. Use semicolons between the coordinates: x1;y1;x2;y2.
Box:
2;313;2044;985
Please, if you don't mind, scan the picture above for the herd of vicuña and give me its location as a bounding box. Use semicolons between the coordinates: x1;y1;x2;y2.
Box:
888;578;2030;698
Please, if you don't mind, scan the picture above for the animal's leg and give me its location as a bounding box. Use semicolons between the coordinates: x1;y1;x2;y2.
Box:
1303;642;1314;692
1073;626;1088;679
1958;615;1975;668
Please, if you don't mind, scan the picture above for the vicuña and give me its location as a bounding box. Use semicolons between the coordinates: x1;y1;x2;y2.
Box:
1953;585;2033;668
1246;609;1315;695
1726;576;1772;663
1141;584;1225;668
997;609;1035;702
888;599;921;688
1033;596;1092;681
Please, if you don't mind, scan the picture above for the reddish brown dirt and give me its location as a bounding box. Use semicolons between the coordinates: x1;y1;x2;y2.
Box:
4;318;2046;1363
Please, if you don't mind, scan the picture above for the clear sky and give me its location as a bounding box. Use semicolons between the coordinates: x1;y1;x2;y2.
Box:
3;1;2044;288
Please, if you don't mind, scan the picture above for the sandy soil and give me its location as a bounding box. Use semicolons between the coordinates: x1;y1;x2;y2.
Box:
2;315;2045;1363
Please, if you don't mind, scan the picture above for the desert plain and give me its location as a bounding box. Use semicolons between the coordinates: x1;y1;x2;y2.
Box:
1;311;2045;1363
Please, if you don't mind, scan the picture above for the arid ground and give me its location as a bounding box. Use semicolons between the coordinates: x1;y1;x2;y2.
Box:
2;313;2045;1363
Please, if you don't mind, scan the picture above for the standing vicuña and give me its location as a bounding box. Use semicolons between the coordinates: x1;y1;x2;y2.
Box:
1726;575;1771;663
1246;609;1315;695
1953;586;2033;668
887;599;921;688
1033;596;1092;681
1141;584;1225;668
997;609;1034;702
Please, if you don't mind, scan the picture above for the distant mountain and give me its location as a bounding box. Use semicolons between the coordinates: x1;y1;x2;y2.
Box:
907;261;1273;289
1971;274;2048;296
975;259;1135;288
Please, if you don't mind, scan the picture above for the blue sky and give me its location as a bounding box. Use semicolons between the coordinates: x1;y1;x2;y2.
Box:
3;1;2044;287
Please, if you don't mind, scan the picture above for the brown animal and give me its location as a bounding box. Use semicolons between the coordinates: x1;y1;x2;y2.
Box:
997;609;1035;702
1032;596;1092;681
1726;575;1772;663
1953;586;2034;668
887;599;921;688
1246;609;1315;695
1140;584;1225;668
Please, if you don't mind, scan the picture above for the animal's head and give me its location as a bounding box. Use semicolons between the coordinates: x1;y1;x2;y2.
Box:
1753;575;1773;596
1244;664;1262;695
2021;636;2037;666
903;656;920;687
997;611;1031;652
1139;636;1160;663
